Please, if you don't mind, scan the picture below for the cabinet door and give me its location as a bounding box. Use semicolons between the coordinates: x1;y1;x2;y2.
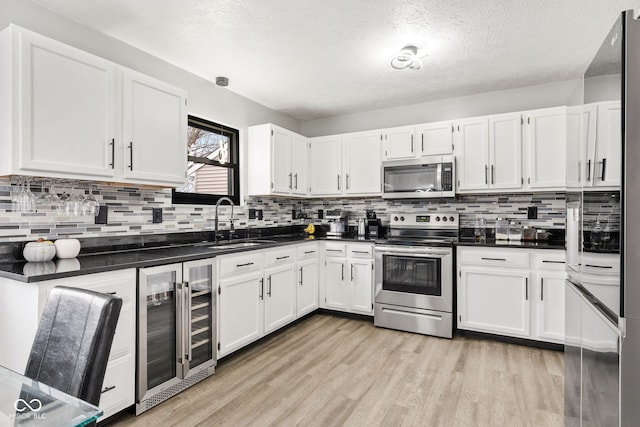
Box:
458;267;530;338
489;112;522;190
565;106;583;190
526;107;567;190
122;69;187;186
349;259;373;315
323;258;349;310
582;104;598;186
417;121;454;156
594;101;621;188
455;118;489;191
309;136;342;195
297;258;319;317
271;127;293;194
264;264;297;334
534;271;565;344
344;130;381;195
218;271;264;357
17;29;117;178
291;134;308;195
384;126;415;160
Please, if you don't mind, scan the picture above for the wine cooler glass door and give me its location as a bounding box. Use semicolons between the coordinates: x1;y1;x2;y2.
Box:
137;264;182;402
182;259;216;378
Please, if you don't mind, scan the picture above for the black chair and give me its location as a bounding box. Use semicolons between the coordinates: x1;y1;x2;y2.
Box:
24;285;122;408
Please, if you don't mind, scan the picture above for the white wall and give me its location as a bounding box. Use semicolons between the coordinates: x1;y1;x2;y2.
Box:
301;79;583;137
584;74;621;103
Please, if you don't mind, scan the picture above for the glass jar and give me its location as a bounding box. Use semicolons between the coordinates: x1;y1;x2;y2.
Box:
496;218;509;240
508;221;522;241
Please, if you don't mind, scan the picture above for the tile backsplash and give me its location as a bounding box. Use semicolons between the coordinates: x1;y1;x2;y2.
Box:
0;177;567;242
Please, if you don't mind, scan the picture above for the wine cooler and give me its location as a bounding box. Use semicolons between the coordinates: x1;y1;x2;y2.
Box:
136;259;216;414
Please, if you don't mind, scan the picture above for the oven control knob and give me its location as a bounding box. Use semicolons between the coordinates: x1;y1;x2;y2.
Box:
449;216;455;222
400;216;405;221
435;216;440;222
442;216;448;222
393;216;398;221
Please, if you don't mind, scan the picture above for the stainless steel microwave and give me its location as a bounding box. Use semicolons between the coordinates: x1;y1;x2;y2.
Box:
382;155;455;199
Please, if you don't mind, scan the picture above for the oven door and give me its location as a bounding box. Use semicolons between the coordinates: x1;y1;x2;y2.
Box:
374;245;452;312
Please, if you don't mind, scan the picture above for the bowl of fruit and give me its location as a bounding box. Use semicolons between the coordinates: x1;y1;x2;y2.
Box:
23;238;56;262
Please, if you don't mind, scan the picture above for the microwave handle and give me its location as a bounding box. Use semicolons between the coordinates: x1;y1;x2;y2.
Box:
436;162;442;191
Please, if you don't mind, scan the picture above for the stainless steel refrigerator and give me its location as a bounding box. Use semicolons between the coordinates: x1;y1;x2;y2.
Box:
565;9;640;426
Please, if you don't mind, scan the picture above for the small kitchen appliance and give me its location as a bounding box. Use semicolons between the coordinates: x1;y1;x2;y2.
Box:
374;211;458;338
366;209;382;237
326;209;349;236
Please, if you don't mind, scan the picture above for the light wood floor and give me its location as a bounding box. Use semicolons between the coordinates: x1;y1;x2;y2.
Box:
110;314;564;427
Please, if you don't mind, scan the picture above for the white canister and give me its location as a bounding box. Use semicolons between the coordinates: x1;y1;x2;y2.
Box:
23;242;56;262
54;238;81;259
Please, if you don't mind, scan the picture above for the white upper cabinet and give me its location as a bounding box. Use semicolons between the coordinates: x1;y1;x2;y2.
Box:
0;25;117;179
0;25;187;187
121;69;187;186
565;105;584;190
343;130;381;195
416;120;454;156
382;125;415;160
593;101;621;188
524;107;567;190
309;135;342;195
247;124;308;197
455;117;490;191
455;113;523;193
309;131;381;197
489;112;523;190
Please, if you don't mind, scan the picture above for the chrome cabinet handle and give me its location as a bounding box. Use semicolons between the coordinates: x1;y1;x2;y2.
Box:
587;159;591;182
491;165;494;185
299;267;303;286
350;264;354;281
481;257;506;261
341;263;344;281
542;260;564;264
259;278;264;300
109;138;115;169
411;134;414;153
276;255;290;260
346;174;350;190
540;278;544;301
352;250;369;254
421;134;424;153
601;158;607;181
485;165;488;184
128;142;133;170
237;262;254;267
304;250;316;254
289;173;292;189
585;264;613;269
267;275;272;297
101;385;116;394
337;174;341;190
294;173;298;189
525;278;528;300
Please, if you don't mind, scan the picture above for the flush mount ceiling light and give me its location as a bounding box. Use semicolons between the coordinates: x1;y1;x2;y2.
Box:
391;45;424;70
216;76;229;86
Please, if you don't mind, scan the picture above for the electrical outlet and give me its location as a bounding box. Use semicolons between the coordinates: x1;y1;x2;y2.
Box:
291;209;297;220
318;209;323;219
95;205;108;224
527;206;538;220
257;209;263;220
152;207;163;223
249;208;257;219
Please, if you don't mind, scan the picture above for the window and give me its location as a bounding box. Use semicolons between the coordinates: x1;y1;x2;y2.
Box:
172;116;240;205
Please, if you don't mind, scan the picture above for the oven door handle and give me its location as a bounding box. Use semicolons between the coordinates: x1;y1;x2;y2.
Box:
375;246;451;256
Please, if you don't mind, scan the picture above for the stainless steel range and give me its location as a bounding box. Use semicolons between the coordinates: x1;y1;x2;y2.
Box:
374;212;457;338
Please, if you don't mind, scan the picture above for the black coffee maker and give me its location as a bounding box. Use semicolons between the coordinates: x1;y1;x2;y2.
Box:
366;209;382;238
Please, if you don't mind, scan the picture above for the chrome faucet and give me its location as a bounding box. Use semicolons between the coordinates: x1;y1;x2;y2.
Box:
214;197;235;243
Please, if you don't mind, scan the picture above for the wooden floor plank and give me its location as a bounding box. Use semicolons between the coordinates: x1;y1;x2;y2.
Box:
109;314;564;427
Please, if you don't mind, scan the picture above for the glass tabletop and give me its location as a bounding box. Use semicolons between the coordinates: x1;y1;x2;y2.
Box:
0;367;102;426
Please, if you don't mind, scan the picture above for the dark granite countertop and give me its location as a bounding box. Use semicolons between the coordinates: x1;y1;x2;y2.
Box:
0;230;379;283
455;238;566;250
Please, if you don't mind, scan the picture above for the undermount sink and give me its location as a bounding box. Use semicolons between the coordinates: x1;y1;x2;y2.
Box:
208;240;276;250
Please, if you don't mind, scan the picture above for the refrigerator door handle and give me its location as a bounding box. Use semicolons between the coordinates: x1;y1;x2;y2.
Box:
176;282;184;366
185;281;192;363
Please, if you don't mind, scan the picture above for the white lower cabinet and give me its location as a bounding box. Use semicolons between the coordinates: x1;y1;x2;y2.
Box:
458;267;530;338
0;269;136;421
320;242;374;316
457;247;565;344
217;243;318;358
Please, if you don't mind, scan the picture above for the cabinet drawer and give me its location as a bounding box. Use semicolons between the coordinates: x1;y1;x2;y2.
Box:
297;244;319;260
458;248;529;268
99;354;134;421
265;247;296;266
324;242;347;257
533;251;566;271
219;252;264;276
582;252;620;275
349;244;373;259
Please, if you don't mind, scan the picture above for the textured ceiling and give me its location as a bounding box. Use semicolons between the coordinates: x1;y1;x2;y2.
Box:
32;0;637;120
